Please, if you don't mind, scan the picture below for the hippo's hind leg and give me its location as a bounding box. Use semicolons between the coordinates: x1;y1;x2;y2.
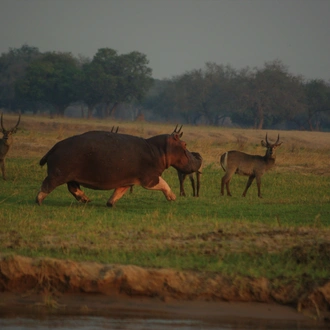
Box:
67;181;91;203
36;176;59;205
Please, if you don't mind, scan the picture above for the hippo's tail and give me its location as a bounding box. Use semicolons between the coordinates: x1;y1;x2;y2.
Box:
39;148;54;166
39;154;48;166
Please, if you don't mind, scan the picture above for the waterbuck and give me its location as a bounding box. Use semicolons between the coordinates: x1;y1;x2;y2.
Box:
177;152;203;197
171;125;203;197
0;113;21;180
220;134;282;198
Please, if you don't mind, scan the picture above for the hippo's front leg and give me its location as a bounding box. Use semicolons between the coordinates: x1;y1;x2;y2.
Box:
107;186;130;207
144;177;176;201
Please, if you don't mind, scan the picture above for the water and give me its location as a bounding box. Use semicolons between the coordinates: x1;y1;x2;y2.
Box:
1;316;215;330
0;314;328;330
1;296;327;330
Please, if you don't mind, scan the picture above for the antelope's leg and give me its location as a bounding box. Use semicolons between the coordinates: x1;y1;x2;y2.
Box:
189;174;195;197
256;175;263;198
107;186;130;207
242;175;255;197
0;160;6;180
196;172;201;197
178;171;186;196
67;181;91;203
221;173;232;196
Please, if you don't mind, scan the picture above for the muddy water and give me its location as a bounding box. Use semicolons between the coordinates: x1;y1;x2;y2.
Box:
0;293;328;329
0;315;328;330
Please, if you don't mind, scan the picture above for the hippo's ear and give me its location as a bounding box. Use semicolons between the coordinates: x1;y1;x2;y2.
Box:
173;132;183;141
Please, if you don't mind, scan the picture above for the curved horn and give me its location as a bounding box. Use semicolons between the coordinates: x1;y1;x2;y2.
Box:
265;133;269;145
0;113;4;132
275;134;280;145
173;124;183;134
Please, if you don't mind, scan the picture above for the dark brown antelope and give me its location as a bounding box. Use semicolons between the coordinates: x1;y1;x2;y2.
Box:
0;113;21;180
171;125;203;197
220;134;282;198
178;152;202;197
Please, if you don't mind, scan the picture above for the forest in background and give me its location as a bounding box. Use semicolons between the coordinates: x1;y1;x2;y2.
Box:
1;44;329;131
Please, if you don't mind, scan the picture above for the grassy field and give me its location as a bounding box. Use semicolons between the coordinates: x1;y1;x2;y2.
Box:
1;114;330;291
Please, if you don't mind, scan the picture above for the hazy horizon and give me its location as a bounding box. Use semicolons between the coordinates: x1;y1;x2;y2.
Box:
1;0;329;81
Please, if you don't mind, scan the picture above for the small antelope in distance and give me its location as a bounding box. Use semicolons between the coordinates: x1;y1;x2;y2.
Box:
220;134;282;198
178;152;202;197
0;112;21;180
171;125;203;197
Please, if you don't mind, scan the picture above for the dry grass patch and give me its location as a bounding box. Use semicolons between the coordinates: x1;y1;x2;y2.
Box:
4;114;329;175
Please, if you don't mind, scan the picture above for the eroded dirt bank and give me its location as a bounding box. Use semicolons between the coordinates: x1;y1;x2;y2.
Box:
0;255;329;324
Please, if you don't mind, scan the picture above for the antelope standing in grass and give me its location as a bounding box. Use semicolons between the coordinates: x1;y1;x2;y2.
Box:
0;113;21;180
220;134;282;198
171;125;203;197
178;152;203;197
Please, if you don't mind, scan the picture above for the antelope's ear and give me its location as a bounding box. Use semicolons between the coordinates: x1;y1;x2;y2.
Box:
276;142;283;147
261;140;267;147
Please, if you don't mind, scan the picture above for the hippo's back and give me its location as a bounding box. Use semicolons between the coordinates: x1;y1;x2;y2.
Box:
39;131;160;190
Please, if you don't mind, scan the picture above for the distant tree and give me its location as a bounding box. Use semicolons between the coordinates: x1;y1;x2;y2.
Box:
0;44;41;111
88;48;117;117
140;79;177;121
234;60;305;129
77;58;103;118
16;52;80;116
86;48;153;118
151;63;237;125
113;51;153;116
303;79;330;130
197;62;237;125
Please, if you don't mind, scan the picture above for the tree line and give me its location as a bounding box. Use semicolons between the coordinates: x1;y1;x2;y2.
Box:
0;45;153;119
143;61;330;130
1;44;329;130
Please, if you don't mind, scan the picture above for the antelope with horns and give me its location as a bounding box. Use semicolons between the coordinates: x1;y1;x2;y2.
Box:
220;134;282;198
177;152;202;197
0;113;21;180
172;125;203;197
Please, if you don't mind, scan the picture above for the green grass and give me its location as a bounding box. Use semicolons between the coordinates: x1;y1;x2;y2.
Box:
1;156;330;290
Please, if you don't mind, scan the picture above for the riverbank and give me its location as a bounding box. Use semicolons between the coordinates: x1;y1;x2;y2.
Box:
0;255;329;326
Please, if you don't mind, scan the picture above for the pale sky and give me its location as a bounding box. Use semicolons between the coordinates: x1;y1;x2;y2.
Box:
1;0;329;81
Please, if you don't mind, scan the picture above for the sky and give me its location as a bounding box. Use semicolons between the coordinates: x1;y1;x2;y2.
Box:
1;0;329;81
